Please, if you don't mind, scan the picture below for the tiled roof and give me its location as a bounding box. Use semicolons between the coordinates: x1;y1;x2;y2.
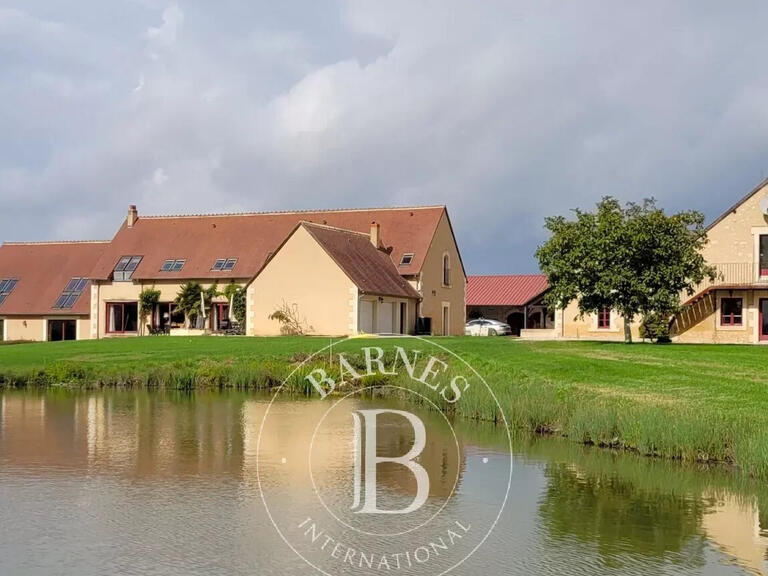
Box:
0;241;108;316
300;223;421;299
466;274;549;306
89;206;445;281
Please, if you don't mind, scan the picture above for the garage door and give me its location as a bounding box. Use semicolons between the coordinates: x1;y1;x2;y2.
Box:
377;302;393;334
359;300;374;334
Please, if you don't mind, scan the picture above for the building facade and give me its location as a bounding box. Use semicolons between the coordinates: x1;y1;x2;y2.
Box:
673;176;768;344
550;176;768;344
466;275;552;336
0;204;465;341
0;241;107;342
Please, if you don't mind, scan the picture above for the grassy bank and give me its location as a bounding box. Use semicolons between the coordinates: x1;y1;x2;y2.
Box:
2;337;768;476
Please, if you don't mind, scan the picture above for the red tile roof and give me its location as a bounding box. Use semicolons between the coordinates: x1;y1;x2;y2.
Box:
466;274;549;306
89;206;446;282
300;223;421;299
0;241;108;316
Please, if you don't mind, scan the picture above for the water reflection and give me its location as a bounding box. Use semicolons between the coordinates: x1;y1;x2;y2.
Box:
539;463;708;568
0;390;765;575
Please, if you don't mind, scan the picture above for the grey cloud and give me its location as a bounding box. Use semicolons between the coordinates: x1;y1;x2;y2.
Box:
1;1;768;273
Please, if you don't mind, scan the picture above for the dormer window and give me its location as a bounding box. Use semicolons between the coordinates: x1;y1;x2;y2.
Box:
0;278;19;306
161;259;186;272
212;258;237;271
54;278;88;309
399;253;414;266
114;256;142;281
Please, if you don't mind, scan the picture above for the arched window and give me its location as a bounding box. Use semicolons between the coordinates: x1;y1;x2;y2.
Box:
442;253;451;286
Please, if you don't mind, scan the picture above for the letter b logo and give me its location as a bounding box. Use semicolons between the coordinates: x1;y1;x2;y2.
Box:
351;409;430;515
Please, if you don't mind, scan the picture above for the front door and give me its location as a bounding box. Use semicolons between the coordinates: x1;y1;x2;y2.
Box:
761;299;768;341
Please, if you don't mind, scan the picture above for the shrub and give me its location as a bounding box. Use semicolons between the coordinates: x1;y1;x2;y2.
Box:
640;312;671;343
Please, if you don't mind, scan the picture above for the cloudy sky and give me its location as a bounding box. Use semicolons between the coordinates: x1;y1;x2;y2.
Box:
2;1;768;272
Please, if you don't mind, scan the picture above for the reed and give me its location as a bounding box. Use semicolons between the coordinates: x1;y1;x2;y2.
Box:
2;337;768;476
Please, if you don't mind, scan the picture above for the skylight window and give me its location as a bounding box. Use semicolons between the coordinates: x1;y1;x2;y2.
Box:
399;253;415;266
212;258;237;271
54;278;88;309
114;256;143;281
161;259;186;272
0;278;18;307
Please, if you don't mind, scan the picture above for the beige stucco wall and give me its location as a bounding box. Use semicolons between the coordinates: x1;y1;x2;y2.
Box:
675;289;767;344
702;182;768;266
416;211;466;335
247;227;357;336
558;301;642;341
3;318;46;341
95;279;247;338
1;316;91;341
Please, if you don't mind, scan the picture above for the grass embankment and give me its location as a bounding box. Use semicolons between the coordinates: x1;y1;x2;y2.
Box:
2;337;768;476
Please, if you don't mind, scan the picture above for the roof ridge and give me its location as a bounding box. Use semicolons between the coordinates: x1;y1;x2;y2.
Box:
706;174;768;231
138;205;445;220
469;273;546;277
299;220;371;237
1;240;110;246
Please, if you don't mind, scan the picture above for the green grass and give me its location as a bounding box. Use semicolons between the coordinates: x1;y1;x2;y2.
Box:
2;336;768;476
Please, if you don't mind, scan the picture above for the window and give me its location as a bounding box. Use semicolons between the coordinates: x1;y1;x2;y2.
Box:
154;302;185;332
107;302;139;333
721;298;743;326
48;319;77;341
761;235;768;277
211;302;231;331
442;254;451;286
114;256;143;281
160;259;186;272
0;278;18;306
597;308;611;329
212;258;237;271
400;253;414;266
53;278;88;309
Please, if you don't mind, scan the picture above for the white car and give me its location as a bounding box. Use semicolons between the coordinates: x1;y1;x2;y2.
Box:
465;318;512;336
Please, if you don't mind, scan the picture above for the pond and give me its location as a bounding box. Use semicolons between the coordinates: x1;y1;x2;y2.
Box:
0;389;765;576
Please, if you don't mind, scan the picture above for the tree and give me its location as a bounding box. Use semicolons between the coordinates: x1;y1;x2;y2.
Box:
138;288;161;335
535;197;716;343
175;282;219;328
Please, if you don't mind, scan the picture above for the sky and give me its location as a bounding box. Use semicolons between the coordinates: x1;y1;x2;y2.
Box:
2;1;768;273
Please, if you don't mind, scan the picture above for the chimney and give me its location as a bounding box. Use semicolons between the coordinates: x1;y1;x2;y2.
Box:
370;221;380;247
127;205;138;228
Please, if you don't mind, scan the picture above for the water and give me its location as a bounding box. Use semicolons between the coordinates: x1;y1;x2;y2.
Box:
0;389;764;576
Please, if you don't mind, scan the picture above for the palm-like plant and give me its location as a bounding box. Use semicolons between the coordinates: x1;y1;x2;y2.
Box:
175;281;220;328
175;281;203;328
138;288;161;335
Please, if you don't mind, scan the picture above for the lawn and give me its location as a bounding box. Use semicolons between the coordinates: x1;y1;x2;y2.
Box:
2;336;768;476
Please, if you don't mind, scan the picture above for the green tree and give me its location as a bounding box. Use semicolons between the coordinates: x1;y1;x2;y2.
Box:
138;288;161;335
536;197;716;343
